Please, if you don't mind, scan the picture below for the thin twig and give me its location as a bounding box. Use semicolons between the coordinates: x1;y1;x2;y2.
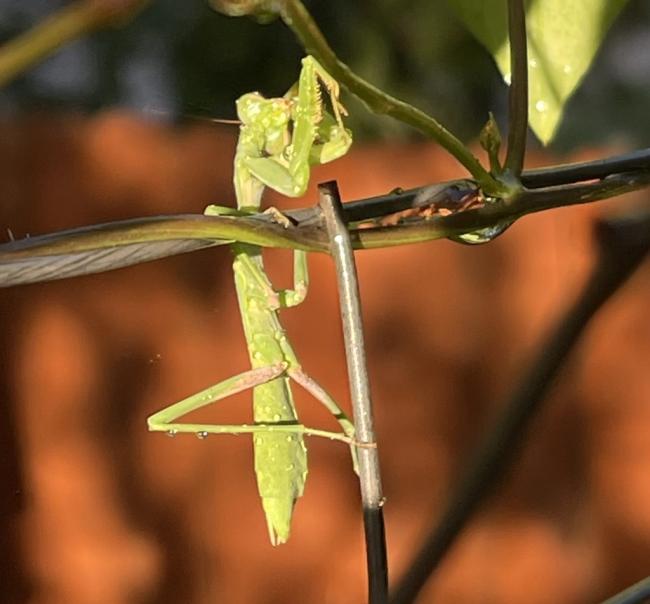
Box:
0;0;148;88
521;147;650;188
318;181;388;604
602;577;650;604
390;208;650;604
504;0;528;176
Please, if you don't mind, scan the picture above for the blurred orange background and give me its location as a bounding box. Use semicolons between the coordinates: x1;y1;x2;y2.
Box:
1;113;649;604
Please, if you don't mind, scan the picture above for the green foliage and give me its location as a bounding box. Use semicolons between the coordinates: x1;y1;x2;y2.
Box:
448;0;629;144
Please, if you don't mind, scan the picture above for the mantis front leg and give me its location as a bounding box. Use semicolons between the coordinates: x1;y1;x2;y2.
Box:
240;56;352;198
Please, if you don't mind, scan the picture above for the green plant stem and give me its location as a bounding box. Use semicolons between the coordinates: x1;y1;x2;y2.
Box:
276;0;503;195
0;0;148;88
504;0;528;176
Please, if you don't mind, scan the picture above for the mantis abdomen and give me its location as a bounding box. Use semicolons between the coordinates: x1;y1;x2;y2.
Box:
233;243;308;545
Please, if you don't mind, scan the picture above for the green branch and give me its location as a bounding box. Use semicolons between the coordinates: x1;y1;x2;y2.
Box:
504;0;528;176
0;0;149;88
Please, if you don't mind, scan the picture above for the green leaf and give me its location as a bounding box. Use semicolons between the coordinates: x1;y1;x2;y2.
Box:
449;0;629;144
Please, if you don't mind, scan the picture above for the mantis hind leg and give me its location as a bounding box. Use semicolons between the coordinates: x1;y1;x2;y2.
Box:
147;364;287;434
288;366;359;473
147;362;354;446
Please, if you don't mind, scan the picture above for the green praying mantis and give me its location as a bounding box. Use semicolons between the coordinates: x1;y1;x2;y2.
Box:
147;56;357;545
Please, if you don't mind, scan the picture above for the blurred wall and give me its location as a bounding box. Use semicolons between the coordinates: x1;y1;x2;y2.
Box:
1;2;650;603
0;113;648;604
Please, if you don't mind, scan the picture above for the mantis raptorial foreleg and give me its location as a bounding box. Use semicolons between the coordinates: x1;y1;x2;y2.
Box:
148;56;354;545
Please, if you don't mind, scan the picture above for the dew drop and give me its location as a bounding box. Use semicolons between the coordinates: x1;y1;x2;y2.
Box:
196;431;209;440
529;58;538;68
535;99;548;113
166;429;178;438
272;414;281;422
450;220;514;245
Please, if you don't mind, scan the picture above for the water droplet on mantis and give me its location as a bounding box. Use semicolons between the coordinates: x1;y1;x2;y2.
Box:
196;431;209;440
272;414;281;422
166;429;178;438
535;99;548;113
